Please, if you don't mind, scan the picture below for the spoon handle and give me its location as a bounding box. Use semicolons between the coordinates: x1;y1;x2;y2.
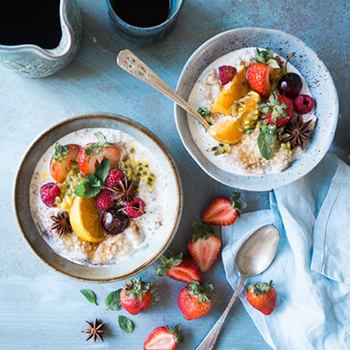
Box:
196;275;246;350
116;49;209;131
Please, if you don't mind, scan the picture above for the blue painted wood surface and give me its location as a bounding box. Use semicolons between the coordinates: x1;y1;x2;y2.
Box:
1;0;349;349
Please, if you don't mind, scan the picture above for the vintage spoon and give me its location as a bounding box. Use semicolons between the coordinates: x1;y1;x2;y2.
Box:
116;49;209;131
196;224;280;350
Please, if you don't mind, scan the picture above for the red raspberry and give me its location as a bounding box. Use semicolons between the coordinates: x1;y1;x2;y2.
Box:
293;94;315;114
40;182;61;207
218;65;237;85
124;197;145;218
95;189;115;210
105;169;125;188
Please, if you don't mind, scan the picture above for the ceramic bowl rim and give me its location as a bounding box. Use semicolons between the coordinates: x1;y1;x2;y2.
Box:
13;113;183;283
174;27;339;191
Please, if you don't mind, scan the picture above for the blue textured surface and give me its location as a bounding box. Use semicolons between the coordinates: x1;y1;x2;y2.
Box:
1;0;349;349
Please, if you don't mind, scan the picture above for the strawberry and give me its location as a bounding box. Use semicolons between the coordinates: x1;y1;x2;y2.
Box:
261;92;294;127
218;65;237;85
49;143;80;183
247;63;274;99
40;182;61;207
178;281;213;320
78;132;120;176
156;252;201;283
202;190;247;226
246;280;277;315
105;168;125;188
188;222;221;273
120;277;152;315
143;324;185;350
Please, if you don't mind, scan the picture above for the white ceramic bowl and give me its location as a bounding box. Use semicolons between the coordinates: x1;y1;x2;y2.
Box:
14;113;182;282
174;27;339;191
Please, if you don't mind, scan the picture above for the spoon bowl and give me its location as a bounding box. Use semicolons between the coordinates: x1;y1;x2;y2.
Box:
196;224;279;350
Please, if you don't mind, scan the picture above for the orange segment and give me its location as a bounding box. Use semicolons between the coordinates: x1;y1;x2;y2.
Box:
209;116;244;144
69;196;105;243
213;66;249;115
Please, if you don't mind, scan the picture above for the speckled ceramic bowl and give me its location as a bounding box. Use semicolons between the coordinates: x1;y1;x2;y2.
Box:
14;113;182;282
174;27;339;191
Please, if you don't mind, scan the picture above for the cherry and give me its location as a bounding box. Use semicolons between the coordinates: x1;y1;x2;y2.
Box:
277;73;302;99
100;209;129;235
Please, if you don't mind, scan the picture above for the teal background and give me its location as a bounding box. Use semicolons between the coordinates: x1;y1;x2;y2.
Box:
1;0;349;349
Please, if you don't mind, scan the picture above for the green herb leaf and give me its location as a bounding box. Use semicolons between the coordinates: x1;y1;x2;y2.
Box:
95;132;107;145
74;181;101;198
258;130;275;160
118;315;134;333
86;174;101;188
80;289;97;305
105;289;122;310
94;159;110;184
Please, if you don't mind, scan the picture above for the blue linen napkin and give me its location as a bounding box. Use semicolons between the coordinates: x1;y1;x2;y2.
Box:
222;153;350;349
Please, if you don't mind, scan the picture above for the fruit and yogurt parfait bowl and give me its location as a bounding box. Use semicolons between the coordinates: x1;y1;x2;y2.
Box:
187;47;317;175
30;128;168;266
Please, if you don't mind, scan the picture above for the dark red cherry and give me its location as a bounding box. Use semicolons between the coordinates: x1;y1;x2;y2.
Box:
100;209;129;235
277;73;303;99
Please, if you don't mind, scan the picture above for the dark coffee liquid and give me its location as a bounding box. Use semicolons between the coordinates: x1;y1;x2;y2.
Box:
0;0;62;49
111;0;170;28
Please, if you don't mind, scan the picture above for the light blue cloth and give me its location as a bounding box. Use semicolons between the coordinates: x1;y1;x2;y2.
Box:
222;153;350;349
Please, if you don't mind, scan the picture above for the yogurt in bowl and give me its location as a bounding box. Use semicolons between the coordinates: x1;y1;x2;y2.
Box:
175;28;338;191
14;114;182;282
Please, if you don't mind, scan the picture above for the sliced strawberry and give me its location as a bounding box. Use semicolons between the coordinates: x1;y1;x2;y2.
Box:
144;324;185;350
247;63;274;99
188;223;221;273
262;92;294;127
202;190;247;226
218;65;237;85
49;143;80;183
156;252;201;283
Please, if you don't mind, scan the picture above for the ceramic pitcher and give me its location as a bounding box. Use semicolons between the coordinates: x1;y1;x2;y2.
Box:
0;0;82;78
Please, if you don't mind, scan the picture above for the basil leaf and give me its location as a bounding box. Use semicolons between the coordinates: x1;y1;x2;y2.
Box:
95;158;110;184
86;174;101;188
74;181;101;198
80;289;97;305
258;130;275;160
118;315;134;333
105;289;122;310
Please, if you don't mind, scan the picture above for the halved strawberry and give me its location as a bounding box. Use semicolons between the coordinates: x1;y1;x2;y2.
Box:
49;143;80;183
188;223;221;273
202;190;247;226
78;132;120;176
218;65;237;85
156;252;201;283
144;324;185;350
247;63;274;99
261;92;294;127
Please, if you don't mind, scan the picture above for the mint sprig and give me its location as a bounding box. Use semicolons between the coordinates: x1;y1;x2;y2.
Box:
258;125;278;160
74;158;110;198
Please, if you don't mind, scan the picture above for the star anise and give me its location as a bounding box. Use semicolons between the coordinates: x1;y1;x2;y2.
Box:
112;177;137;202
284;115;313;149
82;319;105;342
50;211;72;237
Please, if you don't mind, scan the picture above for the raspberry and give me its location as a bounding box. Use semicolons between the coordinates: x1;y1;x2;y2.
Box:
124;197;145;218
40;182;61;207
218;65;237;85
293;94;315;114
105;169;125;188
95;189;115;210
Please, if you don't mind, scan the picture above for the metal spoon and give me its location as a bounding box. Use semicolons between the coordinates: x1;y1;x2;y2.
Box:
196;224;280;350
116;49;209;131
